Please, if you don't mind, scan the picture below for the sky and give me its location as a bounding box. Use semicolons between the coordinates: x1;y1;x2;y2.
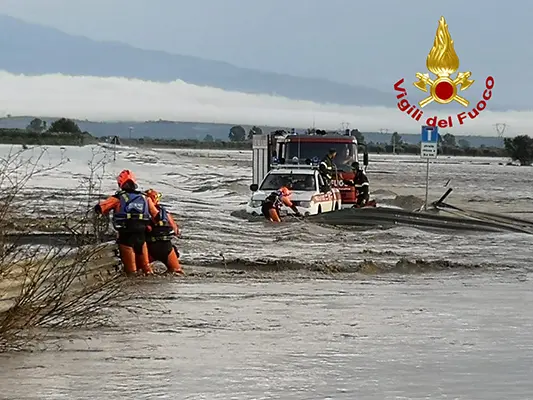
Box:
0;0;530;134
0;0;528;95
0;71;529;136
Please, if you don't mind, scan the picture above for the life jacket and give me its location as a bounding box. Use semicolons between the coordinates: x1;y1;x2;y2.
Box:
147;206;175;242
263;190;283;210
112;190;151;231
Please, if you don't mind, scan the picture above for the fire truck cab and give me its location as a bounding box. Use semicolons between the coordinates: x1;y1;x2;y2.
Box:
251;129;369;208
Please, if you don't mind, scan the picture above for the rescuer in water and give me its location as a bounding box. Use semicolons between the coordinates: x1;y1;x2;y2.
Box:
261;186;301;222
319;148;337;189
144;189;184;275
94;170;159;275
343;161;370;207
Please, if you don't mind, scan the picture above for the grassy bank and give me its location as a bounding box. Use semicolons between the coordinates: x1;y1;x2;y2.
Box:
0;128;97;146
118;137;252;150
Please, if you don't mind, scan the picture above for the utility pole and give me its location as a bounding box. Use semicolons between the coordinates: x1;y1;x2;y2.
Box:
340;122;350;133
380;128;394;154
493;123;507;148
112;136;117;161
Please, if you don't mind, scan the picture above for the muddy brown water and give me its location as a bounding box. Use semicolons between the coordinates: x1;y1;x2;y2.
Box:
0;145;532;399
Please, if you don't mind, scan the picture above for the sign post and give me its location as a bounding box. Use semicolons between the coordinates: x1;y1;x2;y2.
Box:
111;135;119;162
420;125;439;210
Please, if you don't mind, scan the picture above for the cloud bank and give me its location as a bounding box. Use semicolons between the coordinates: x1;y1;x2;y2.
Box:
0;70;530;136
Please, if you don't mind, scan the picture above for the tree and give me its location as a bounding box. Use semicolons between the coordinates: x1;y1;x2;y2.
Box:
458;138;470;149
26;118;47;133
350;129;365;145
504;135;533;166
391;131;403;146
441;133;457;147
48;118;81;134
203;134;214;142
228;125;246;142
247;125;263;140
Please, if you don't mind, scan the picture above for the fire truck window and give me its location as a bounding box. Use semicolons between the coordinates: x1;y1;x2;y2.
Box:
285;142;355;167
335;144;351;165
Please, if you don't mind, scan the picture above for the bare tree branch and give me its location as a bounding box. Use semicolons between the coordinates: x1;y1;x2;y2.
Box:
0;145;126;351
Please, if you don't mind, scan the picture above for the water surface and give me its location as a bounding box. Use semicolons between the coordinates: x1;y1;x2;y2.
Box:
0;144;532;399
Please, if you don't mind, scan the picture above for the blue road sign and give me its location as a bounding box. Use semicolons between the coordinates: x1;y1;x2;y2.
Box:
421;125;439;143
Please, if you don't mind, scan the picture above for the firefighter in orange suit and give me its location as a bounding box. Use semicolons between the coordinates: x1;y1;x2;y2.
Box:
144;189;183;275
94;169;159;275
261;186;301;222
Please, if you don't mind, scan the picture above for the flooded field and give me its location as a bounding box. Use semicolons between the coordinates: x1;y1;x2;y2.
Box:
0;144;532;399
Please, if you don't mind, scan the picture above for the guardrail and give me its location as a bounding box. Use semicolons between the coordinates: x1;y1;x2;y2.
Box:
0;242;119;313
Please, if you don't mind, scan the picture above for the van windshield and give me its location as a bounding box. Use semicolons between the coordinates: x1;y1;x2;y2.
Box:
260;173;316;191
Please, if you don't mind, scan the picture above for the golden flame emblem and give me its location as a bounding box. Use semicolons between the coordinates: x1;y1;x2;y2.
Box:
413;16;474;107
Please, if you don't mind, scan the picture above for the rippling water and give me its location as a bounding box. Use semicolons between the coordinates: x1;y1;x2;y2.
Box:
1;144;532;399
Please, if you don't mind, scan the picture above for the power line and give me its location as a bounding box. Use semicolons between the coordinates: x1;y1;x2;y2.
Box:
493;123;507;137
380;128;396;154
493;123;508;147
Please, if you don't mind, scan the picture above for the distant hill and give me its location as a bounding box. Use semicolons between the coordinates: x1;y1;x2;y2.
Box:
0;14;393;107
0;116;505;148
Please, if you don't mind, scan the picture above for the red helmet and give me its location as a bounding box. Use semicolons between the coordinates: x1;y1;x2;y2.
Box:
116;169;137;189
145;188;162;204
279;186;291;196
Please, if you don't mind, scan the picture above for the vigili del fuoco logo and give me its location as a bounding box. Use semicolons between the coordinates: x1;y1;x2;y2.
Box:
393;16;495;128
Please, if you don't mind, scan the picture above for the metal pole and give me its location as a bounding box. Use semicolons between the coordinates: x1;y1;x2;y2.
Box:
424;158;430;210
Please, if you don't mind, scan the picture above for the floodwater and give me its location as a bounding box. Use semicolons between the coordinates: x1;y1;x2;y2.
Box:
1;144;533;399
